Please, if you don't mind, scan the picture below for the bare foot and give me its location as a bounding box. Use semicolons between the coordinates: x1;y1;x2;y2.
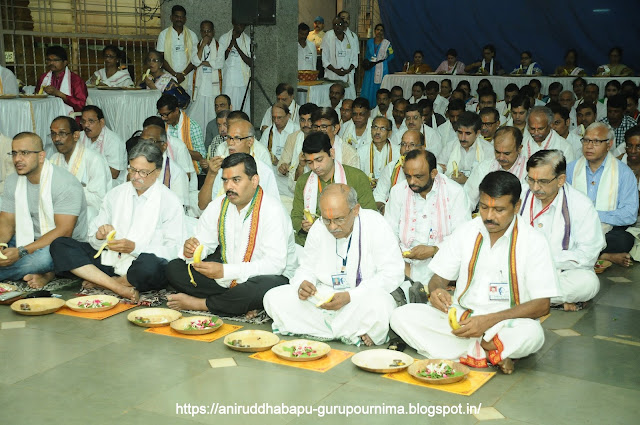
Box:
106;283;139;303
166;293;207;311
497;358;514;374
113;275;133;287
600;252;633;267
245;309;259;320
23;272;55;289
81;280;98;289
360;334;374;346
563;302;578;312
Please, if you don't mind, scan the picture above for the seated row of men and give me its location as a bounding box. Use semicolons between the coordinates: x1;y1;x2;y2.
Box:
0;110;636;373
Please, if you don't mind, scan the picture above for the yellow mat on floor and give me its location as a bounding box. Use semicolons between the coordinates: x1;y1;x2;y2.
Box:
55;303;136;320
249;346;354;373
144;323;242;342
382;369;496;396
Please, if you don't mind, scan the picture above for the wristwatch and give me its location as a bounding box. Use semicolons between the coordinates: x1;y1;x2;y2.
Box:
18;246;28;258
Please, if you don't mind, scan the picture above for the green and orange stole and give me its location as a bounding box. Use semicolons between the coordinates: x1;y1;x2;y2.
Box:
217;187;264;288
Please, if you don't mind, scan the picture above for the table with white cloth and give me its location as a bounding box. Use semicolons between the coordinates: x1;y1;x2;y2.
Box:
87;88;162;141
0;96;66;153
381;74;640;99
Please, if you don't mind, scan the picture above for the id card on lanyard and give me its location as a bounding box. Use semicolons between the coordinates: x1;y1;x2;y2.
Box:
333;234;353;290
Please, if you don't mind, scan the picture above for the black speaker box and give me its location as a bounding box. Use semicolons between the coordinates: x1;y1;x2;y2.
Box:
232;0;276;26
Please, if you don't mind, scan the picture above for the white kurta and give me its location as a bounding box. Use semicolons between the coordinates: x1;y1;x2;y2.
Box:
373;159;406;204
321;30;358;99
259;120;298;161
298;41;317;71
391;123;444;161
260;101;300;130
219;30;251;116
340;118;372;151
522;129;576;162
156;26;198;92
78;126;128;187
464;156;528;207
440;137;494;178
50;143;111;223
564;131;584;160
433;95;448;116
519;184;604;304
385;177;470;284
0;65;19;95
187;39;224;133
88;180;185;275
191;190;298;287
209;158;280;202
264;209;404;345
391;216;559;361
371;106;393;120
357;141;400;178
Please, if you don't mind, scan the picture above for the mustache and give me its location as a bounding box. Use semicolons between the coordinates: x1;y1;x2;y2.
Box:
226;190;238;197
484;220;498;226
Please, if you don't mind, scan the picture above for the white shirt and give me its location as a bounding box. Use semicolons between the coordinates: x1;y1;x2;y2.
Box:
563;131;584;160
260;101;300;129
259;120;297;160
193;191;298;287
298;41;317;71
0;65;19;95
292;209;404;304
430;216;560;315
321;30;358;82
522;129;575;162
166;135;197;175
78;126;128;187
385;178;470;284
191;39;224;98
49;143;111;222
519;184;605;270
433;94;448;116
158;152;189;208
464;156;527;207
357;141;400;178
440;138;494;177
156;26;198;74
214;139;272;167
408;95;426;104
209;157;280;202
88;181;185;262
218;30;251;86
373;159;406;204
340;118;372;151
371;106;393;120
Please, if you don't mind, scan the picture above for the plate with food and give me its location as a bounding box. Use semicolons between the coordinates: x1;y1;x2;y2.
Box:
0;94;17;99
408;359;470;385
271;339;331;362
10;297;65;316
594;260;612;274
0;283;18;293
127;308;181;327
351;349;414;373
96;86;123;90
170;315;223;335
19;94;48;98
223;330;280;352
65;295;119;312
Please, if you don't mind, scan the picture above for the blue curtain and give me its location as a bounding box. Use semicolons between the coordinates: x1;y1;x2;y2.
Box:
378;0;640;75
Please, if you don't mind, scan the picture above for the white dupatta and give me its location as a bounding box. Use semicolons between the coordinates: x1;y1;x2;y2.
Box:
303;160;347;214
15;159;55;246
572;153;618;211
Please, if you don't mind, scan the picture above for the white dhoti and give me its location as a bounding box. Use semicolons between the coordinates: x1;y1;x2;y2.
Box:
551;269;600;304
264;284;397;346
390;304;545;366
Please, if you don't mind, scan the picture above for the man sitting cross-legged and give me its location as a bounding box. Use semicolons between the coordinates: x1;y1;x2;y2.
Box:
520;150;604;311
264;183;404;346
391;171;559;374
50;141;185;301
166;153;297;318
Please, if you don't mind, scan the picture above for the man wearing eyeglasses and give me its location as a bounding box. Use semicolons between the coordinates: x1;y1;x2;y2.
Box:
279;103;318;183
50;141;185;301
357;116;399;185
265;183;403;347
391;104;443;161
258;102;296;165
198;119;279;211
567;122;639;267
520;150;604;312
472;91;507;129
373;130;425;212
291;132;375;246
478;107;501;144
0;132;87;288
521;106;575;162
166;153;297;319
49;116;111;223
465;127;528;209
139;126;189;211
391;171;558;375
77;105;127;187
385;149;470;290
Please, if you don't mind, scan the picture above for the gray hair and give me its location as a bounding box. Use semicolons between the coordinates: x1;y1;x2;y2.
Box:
346;186;358;209
129;140;163;169
143;124;167;143
559;90;575;101
319;184;358;209
585;122;615;142
528;106;554;125
526;149;566;175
